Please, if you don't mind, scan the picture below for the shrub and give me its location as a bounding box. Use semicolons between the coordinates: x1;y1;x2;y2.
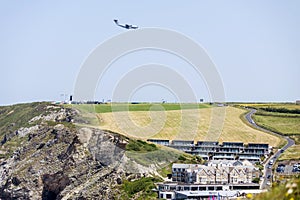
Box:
252;177;260;183
178;155;187;161
126;140;158;152
123;177;161;198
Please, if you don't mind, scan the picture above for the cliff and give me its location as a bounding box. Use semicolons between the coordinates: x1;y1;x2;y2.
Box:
0;102;183;199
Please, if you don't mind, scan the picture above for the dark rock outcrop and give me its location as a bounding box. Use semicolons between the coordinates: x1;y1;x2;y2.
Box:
42;171;70;200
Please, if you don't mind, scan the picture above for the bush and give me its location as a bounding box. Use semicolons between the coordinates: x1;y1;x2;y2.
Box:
252;177;260;183
123;177;161;198
254;178;300;200
126;140;158;152
261;107;300;114
178;155;187;161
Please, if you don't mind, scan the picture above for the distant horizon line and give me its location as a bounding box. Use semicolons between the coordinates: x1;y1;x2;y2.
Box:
1;100;299;107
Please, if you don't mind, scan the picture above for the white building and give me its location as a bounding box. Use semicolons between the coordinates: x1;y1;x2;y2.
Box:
172;160;259;185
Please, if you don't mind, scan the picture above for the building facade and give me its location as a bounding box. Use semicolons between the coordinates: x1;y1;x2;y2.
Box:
160;161;260;199
157;182;260;200
172;160;259;185
147;139;270;162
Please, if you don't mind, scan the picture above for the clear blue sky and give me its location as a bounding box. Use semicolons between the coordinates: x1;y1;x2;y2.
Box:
0;1;299;105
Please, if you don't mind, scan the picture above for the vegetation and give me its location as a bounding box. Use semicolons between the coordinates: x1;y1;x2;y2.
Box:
125;147;181;168
235;103;300;111
0;102;51;135
236;103;300;136
125;140;203;177
0;102;53;158
122;177;162;199
158;154;203;177
94;106;282;147
260;107;300;114
278;145;300;161
72;103;211;114
126;139;158;152
290;135;300;145
236;103;300;161
255;162;264;171
253;112;300;136
253;178;300;200
252;177;260;183
122;141;201;199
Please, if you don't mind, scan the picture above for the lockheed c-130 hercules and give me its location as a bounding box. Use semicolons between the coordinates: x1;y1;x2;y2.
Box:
113;19;138;29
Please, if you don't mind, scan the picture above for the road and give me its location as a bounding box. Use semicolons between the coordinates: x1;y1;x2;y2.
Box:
244;108;295;189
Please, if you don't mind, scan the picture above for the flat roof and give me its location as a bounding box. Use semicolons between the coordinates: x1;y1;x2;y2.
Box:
175;190;238;197
248;143;268;145
158;182;260;187
213;156;235;158
147;139;169;141
172;140;194;143
172;163;192;168
239;156;260;159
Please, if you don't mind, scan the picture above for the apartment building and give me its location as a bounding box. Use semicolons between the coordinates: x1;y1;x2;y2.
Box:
147;139;270;162
172;160;258;185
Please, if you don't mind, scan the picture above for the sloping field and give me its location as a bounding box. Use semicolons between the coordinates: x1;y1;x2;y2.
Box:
278;145;300;161
253;114;300;135
94;106;282;147
237;103;300;110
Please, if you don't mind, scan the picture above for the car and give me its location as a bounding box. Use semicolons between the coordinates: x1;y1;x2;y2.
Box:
280;149;284;153
293;163;300;168
276;168;284;173
292;167;300;173
267;175;271;179
267;181;271;186
292;168;298;173
267;165;272;169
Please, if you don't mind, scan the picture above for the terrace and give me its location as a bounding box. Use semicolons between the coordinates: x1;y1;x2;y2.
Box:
171;140;194;146
147;139;170;146
147;138;269;162
222;142;244;148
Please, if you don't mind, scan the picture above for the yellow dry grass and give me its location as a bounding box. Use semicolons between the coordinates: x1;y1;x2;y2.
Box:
278;145;300;161
95;106;282;147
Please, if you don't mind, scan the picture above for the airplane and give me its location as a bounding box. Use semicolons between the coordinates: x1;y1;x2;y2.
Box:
113;19;138;29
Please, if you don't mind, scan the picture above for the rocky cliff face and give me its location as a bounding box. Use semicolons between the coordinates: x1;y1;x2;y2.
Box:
0;103;170;200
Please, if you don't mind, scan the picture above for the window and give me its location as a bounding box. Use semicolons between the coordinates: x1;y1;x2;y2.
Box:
191;186;198;191
208;186;214;190
216;186;222;191
166;194;172;199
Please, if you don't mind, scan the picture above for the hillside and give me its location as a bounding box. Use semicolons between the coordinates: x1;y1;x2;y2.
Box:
238;103;300;161
0;102;196;199
79;105;283;147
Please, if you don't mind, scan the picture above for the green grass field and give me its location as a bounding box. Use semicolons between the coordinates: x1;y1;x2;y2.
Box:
253;114;300;135
253;178;300;200
73;104;283;147
72;103;211;113
238;103;300;161
236;103;300;136
278;145;300;161
236;103;300;110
